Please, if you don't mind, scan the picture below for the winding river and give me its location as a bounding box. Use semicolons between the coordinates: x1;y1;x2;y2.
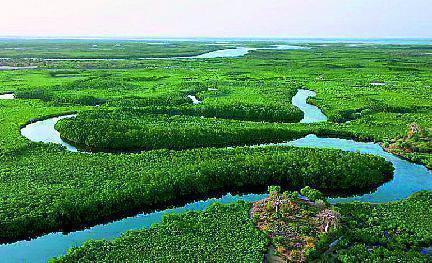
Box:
4;89;432;262
187;95;202;105
291;89;327;123
21;115;78;152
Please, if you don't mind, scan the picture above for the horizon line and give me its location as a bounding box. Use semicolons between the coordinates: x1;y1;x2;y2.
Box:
1;36;432;41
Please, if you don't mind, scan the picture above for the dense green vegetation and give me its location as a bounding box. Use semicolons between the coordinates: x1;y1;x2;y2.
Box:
384;123;432;169
0;145;391;242
55;108;432;152
0;40;431;260
0;99;84;154
52;201;268;262
331;191;432;262
0;39;229;59
55;109;307;151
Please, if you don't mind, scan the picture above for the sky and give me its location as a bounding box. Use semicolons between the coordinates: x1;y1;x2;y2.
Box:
1;0;431;38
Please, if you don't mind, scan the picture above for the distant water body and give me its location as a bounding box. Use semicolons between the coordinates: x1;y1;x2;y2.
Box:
91;38;432;45
1;37;431;45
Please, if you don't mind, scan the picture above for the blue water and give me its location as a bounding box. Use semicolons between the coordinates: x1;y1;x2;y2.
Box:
137;47;254;60
291;89;328;123
193;45;310;58
421;247;432;256
194;47;255;58
283;135;432;203
20;114;78;152
1;45;310;61
22;38;428;62
140;44;309;59
5;132;432;262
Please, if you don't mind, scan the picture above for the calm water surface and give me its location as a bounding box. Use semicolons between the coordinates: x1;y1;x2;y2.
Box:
292;89;328;123
187;95;202;104
0;66;38;70
281;135;432;203
20;115;78;152
140;45;309;59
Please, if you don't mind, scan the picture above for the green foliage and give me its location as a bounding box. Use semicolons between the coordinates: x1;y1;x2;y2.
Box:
55;109;309;151
0;39;224;59
15;89;106;106
53;191;432;262
385;124;432;169
268;185;281;197
183;100;302;122
300;186;326;202
53;107;430;152
52;202;268;262
0;145;392;242
333;191;432;262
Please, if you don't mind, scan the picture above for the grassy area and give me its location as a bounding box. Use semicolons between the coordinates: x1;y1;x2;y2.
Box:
0;39;227;59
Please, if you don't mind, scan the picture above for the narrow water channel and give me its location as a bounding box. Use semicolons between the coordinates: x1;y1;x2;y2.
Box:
0;66;38;70
0;93;14;99
20;114;78;152
291;89;327;123
187;95;202;104
140;44;309;59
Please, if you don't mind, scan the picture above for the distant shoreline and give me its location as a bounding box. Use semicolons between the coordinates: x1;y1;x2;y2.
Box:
0;36;432;45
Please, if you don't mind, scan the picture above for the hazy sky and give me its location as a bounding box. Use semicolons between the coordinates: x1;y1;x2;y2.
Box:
1;0;431;38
